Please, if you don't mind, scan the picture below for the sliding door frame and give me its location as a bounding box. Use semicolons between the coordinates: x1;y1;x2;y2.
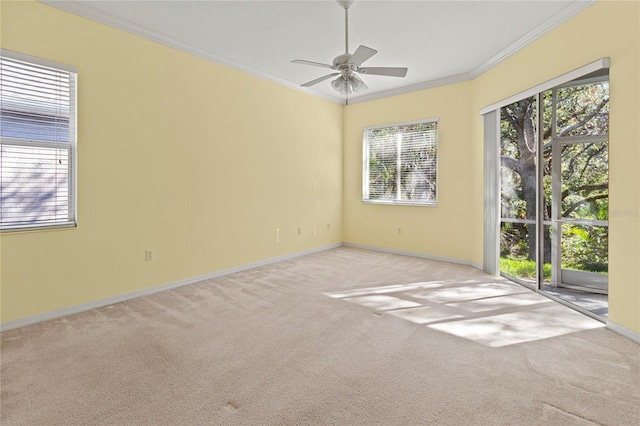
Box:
482;58;610;321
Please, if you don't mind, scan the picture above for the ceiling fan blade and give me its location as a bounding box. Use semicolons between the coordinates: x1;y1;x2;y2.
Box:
350;74;369;93
359;67;408;77
301;73;340;87
292;59;335;70
349;45;377;66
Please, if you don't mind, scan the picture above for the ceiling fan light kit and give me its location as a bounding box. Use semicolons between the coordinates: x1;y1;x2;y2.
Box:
331;75;367;95
292;0;408;101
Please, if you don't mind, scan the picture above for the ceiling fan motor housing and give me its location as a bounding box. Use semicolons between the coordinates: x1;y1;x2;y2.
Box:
333;54;357;79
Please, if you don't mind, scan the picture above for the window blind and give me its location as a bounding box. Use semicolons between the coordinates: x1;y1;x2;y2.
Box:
364;120;438;205
0;53;76;230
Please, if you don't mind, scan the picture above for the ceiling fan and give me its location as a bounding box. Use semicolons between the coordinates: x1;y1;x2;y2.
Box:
292;0;408;98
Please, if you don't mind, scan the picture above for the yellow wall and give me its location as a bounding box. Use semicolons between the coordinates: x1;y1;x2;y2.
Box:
343;1;639;332
0;1;344;322
343;82;474;263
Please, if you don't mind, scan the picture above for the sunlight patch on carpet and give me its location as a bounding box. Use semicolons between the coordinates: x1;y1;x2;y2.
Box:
446;292;550;313
344;295;421;311
325;278;606;347
407;283;527;303
323;281;449;299
428;306;603;347
386;306;464;324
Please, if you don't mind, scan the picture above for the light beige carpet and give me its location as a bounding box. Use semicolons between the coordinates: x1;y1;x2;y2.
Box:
1;247;639;425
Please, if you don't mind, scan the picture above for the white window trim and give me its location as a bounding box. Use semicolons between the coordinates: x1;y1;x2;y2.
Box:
363;117;439;207
0;49;78;232
0;49;77;73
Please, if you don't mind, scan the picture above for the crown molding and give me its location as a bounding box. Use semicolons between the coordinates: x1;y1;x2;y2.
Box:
39;0;345;105
469;0;597;79
347;73;472;105
40;0;596;106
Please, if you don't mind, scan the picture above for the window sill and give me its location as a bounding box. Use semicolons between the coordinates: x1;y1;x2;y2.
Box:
1;222;77;234
363;199;437;207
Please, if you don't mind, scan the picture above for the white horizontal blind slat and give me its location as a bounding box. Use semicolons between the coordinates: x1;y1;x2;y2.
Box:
1;54;76;230
364;121;438;205
1;57;71;143
1;144;70;226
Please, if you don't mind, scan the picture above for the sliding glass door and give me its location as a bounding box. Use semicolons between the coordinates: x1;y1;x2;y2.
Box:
499;95;540;286
498;70;609;317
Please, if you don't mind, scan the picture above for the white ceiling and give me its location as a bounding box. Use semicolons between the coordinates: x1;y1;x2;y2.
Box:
41;0;594;104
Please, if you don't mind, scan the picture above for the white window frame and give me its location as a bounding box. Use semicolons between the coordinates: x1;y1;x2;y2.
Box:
0;50;78;232
363;118;439;206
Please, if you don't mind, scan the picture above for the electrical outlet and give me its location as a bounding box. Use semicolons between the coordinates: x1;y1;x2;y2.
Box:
145;250;154;261
327;223;331;231
398;227;402;235
297;228;302;235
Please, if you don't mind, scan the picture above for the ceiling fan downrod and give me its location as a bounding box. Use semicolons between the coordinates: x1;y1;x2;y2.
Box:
339;0;354;54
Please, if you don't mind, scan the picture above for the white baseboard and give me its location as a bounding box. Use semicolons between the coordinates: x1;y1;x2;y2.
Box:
606;320;640;344
5;241;638;346
0;243;342;332
343;242;473;267
470;261;484;271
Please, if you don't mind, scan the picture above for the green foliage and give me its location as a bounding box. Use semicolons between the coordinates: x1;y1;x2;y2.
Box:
367;122;437;202
555;82;609;137
501;222;608;274
561;224;608;272
568;227;590;241
500;257;551;281
500;221;530;258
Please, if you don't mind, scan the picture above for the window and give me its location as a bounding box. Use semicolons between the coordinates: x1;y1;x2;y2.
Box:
1;51;77;231
363;119;438;205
